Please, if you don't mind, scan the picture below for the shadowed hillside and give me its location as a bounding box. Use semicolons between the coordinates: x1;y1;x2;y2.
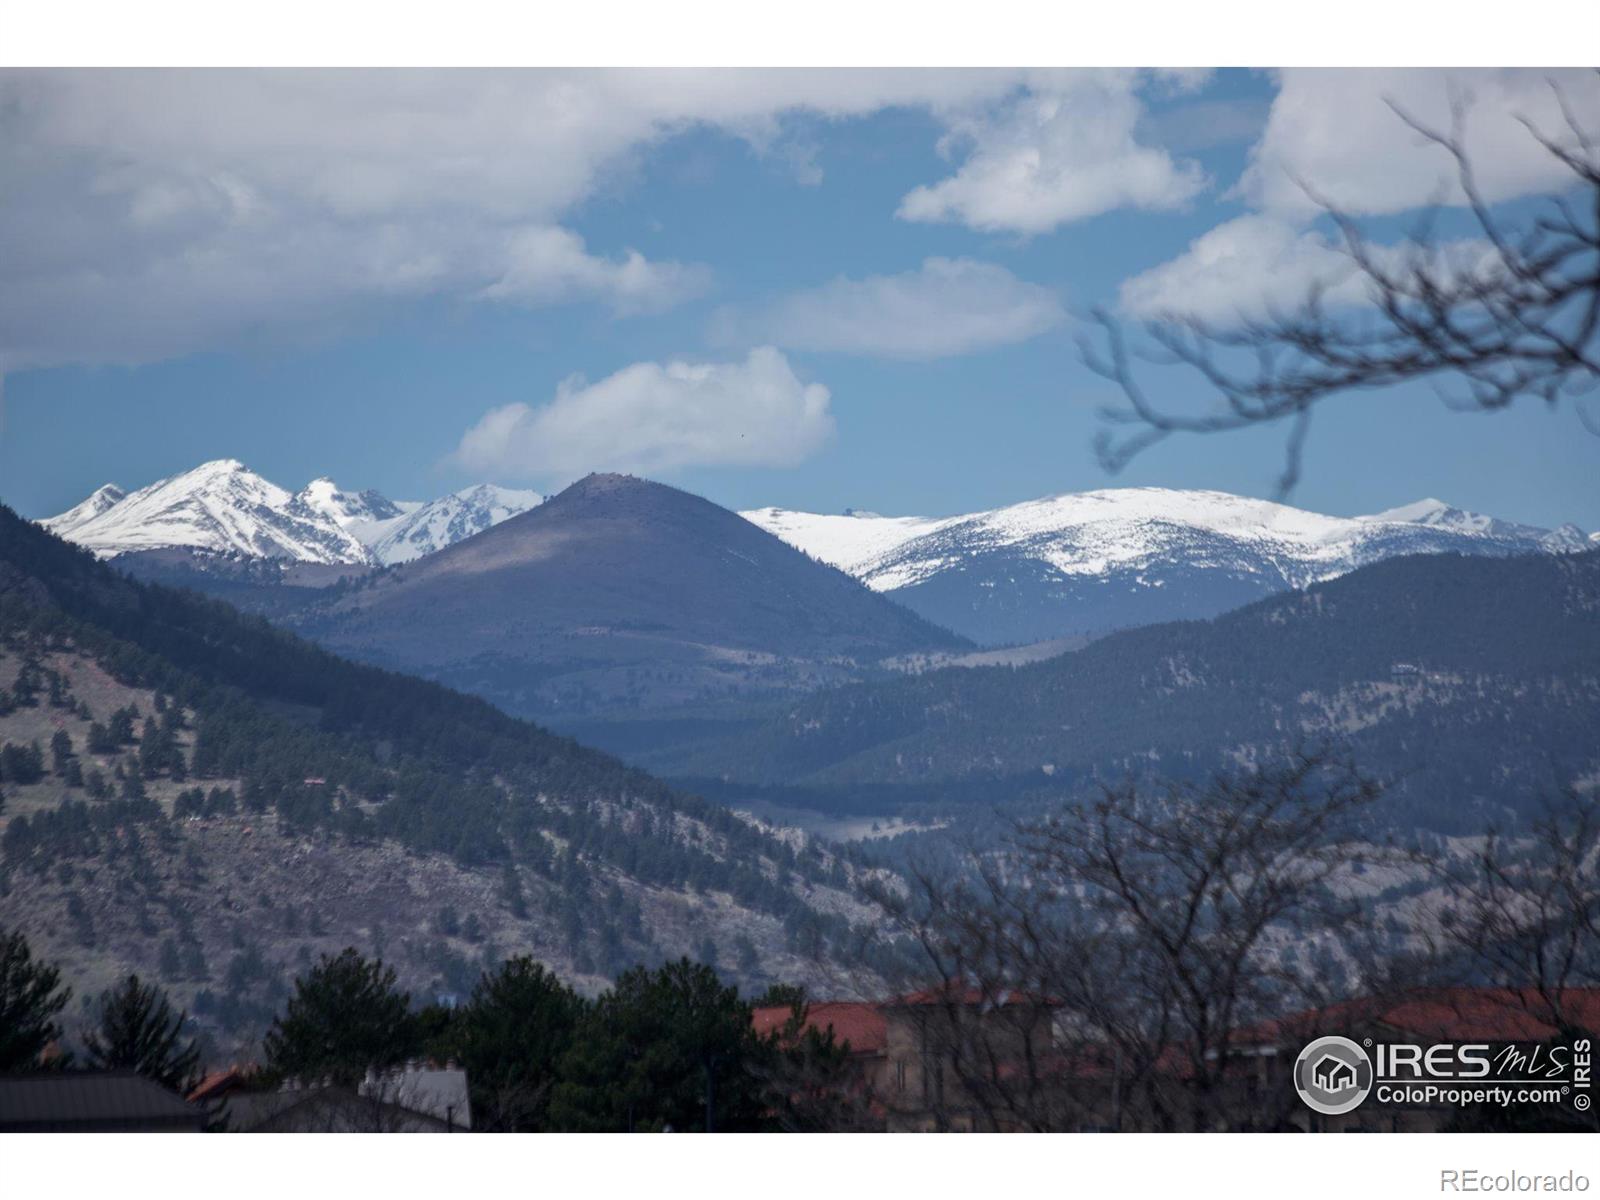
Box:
646;549;1600;835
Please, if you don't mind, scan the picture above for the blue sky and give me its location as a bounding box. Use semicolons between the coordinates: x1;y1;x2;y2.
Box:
2;68;1596;529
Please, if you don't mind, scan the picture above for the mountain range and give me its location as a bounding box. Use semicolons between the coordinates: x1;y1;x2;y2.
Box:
652;547;1600;837
42;459;543;568
744;490;1592;645
43;460;1591;654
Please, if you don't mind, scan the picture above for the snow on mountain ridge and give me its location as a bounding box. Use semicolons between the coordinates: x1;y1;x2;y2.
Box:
742;488;1589;645
57;460;375;565
744;488;1587;591
42;462;546;568
367;484;544;565
297;477;404;530
744;488;1420;590
40;483;127;537
739;507;954;578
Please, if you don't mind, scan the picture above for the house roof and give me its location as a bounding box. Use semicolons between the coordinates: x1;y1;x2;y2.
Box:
1237;988;1600;1048
885;982;1058;1010
752;1001;888;1056
189;1065;256;1102
0;1071;206;1132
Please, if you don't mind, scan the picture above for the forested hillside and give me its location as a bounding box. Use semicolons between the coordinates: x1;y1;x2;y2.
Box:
0;505;876;1054
649;550;1600;834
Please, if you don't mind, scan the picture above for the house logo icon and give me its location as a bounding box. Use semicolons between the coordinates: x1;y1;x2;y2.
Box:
1313;1054;1356;1093
1294;1036;1373;1116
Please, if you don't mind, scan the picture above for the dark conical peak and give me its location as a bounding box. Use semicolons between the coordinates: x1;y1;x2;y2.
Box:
545;472;713;517
561;472;651;497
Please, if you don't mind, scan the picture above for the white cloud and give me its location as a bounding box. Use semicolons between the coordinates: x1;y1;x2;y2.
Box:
479;227;710;315
1118;69;1594;328
897;72;1206;235
712;258;1063;358
1241;68;1600;218
454;346;833;479
0;69;1042;372
1121;215;1496;326
1119;216;1367;323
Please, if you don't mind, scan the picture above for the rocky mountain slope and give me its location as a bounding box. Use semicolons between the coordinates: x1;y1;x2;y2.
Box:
0;504;877;1055
744;490;1590;645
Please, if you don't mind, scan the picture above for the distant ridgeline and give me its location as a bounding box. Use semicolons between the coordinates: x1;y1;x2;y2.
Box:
0;504;871;979
649;549;1600;836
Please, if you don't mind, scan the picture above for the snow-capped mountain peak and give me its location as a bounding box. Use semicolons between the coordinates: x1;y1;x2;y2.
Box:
1363;497;1591;552
368;484;544;565
58;459;375;565
41;483;127;536
42;463;546;568
295;477;404;530
742;487;1590;646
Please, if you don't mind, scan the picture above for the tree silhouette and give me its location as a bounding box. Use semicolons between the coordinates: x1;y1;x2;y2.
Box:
83;974;203;1093
0;928;71;1072
263;948;418;1087
447;956;586;1131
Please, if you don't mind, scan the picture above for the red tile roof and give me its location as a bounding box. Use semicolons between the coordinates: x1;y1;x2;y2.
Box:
752;1001;887;1056
1237;988;1600;1047
887;982;1058;1010
188;1065;256;1102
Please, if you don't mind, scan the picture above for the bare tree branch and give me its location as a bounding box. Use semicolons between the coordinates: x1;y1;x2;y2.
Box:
1084;76;1600;496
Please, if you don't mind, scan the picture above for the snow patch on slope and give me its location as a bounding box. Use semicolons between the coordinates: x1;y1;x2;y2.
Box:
41;484;127;536
368;484;544;565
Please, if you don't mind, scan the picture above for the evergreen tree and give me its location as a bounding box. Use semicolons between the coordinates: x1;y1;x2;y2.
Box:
0;742;45;786
262;948;418;1086
448;957;585;1131
83;974;202;1092
0;927;71;1071
549;958;767;1132
50;730;73;775
108;706;136;746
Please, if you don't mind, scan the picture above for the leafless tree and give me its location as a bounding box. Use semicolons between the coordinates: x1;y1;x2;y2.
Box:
1084;77;1600;496
1431;789;1600;1032
746;1001;883;1133
864;752;1392;1131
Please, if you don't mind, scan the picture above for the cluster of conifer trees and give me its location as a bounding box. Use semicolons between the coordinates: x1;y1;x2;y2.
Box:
0;927;850;1132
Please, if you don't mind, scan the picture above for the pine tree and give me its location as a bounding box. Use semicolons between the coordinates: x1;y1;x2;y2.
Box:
549;958;767;1132
0;927;71;1071
83;974;202;1092
262;948;418;1086
50;730;73;775
447;957;585;1131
